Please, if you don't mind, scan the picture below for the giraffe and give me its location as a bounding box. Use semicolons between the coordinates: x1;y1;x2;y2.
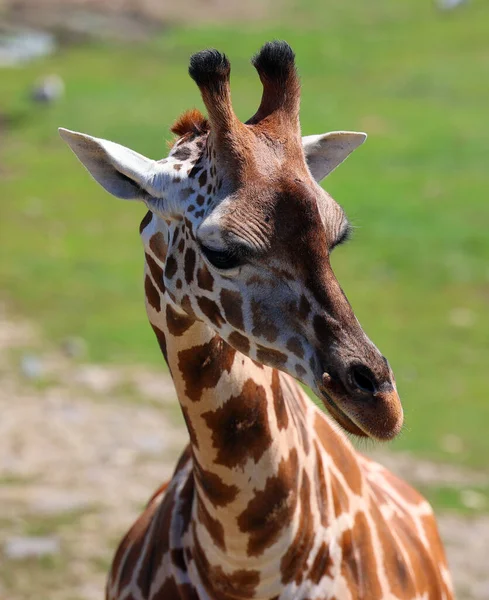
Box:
59;41;453;600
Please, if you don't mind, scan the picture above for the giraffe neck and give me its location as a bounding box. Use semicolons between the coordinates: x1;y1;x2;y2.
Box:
142;214;320;595
152;304;312;594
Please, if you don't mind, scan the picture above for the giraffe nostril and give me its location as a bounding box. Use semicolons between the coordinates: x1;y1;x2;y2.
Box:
349;364;377;395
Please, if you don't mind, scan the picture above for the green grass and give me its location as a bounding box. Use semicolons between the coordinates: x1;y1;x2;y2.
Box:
0;508;100;600
1;0;489;468
420;485;489;515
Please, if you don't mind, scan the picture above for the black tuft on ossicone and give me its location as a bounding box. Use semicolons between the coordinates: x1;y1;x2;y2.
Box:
251;40;296;81
188;49;231;87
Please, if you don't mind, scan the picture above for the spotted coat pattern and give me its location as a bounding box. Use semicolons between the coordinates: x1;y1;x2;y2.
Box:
105;123;453;598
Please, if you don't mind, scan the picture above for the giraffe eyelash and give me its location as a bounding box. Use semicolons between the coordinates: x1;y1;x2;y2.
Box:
330;223;353;251
201;244;244;270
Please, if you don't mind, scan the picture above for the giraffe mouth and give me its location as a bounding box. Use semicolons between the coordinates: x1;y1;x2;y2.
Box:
318;379;367;438
318;372;403;441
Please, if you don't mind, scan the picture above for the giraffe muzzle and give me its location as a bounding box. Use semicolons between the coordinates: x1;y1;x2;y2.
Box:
319;364;403;441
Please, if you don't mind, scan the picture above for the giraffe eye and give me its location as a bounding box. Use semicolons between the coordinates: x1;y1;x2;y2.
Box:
200;244;242;270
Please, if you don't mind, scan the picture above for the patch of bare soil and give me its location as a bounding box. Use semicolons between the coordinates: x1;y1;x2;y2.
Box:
2;0;275;41
0;309;488;599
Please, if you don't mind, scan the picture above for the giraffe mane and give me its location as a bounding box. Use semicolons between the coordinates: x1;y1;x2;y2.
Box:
170;108;209;140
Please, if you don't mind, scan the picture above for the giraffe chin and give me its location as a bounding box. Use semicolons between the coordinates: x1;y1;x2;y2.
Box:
318;377;403;441
319;390;368;438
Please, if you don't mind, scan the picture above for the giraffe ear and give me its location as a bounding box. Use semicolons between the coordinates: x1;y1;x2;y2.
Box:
302;131;367;182
58;128;165;201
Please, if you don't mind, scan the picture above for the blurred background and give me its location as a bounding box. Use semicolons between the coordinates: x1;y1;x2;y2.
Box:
1;0;488;598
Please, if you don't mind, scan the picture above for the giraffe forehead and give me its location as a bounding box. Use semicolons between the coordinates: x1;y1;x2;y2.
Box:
198;182;342;254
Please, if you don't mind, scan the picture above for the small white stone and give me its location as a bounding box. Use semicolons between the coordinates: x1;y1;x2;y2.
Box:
4;536;60;560
20;353;43;380
31;74;65;104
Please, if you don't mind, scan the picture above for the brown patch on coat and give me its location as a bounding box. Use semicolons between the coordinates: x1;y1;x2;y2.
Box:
201;378;272;469
280;471;315;585
171;547;186;572
193;533;260;600
298;295;311;320
309;541;333;585
313;313;334;343
256;345;288;368
314;413;363;496
251;299;279;342
286;336;304;359
369;497;416;599
372;484;443;598
155;577;181;599
178;337;235;402
181;406;199;449
271;370;289;430
193;460;239;507
181;186;195;199
145;275;161;312
165;255;178;280
313;441;329;528
145;253;165;294
220;288;244;330
178;464;195;538
419;513;453;597
198;170;208;187
166;304;194;336
112;462;183;597
197;296;224;328
331;472;350;517
197;497;226;550
110;491;160;594
292;409;310;456
178;583;200;600
172;146;192;162
149;232;168;259
181;294;196;317
197;265;214;291
151;324;169;365
237;448;298;557
184;248;197;284
228;331;250;355
139;209;153;234
341;511;383;599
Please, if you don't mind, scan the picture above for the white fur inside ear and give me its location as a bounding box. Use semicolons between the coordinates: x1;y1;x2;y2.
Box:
302;131;367;182
59;127;160;200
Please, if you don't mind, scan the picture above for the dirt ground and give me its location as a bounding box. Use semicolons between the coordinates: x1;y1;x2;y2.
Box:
1;0;274;40
0;308;488;600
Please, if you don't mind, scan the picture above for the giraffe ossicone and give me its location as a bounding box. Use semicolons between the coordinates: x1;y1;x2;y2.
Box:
60;40;453;600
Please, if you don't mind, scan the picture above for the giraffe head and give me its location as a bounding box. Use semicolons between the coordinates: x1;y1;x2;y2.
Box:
59;41;402;441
